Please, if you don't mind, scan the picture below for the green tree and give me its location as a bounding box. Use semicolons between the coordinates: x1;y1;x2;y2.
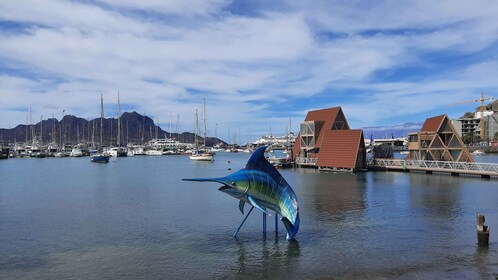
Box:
462;133;473;144
494;132;498;141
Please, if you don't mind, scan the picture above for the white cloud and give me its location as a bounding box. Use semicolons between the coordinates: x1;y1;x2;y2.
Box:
1;0;498;142
0;0;150;34
99;0;229;16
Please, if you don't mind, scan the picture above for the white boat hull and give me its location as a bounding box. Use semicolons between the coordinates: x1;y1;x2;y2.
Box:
189;154;214;161
146;150;163;156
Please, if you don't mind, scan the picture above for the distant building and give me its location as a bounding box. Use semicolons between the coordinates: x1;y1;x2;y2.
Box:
484;112;498;141
292;107;366;172
407;114;473;162
451;119;463;137
456;117;480;138
370;137;408;151
453;99;498;141
252;133;296;147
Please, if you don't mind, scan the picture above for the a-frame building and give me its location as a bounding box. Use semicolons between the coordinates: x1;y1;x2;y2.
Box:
407;114;473;162
292;107;366;171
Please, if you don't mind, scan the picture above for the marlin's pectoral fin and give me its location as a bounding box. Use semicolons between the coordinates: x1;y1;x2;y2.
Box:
238;200;245;214
248;196;271;216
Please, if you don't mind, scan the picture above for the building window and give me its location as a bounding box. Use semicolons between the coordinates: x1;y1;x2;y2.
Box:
300;121;315;149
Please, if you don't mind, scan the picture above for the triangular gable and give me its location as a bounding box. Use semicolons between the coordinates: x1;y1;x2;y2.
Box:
438;117;453;133
332;108;350;130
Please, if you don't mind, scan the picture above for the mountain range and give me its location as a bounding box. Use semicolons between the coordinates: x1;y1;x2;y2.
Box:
0;111;226;147
362;122;423;139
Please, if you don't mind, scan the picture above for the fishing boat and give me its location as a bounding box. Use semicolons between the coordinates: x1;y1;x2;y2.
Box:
190;98;214;161
91;93;110;163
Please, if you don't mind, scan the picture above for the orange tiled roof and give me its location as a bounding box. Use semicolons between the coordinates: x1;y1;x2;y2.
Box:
420;115;445;132
292;107;348;158
316;129;363;169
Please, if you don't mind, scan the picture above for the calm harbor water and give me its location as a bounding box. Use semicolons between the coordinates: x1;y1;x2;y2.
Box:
1;153;498;279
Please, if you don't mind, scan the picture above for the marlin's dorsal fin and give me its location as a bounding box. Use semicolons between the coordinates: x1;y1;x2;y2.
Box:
245;146;290;189
248;195;271;216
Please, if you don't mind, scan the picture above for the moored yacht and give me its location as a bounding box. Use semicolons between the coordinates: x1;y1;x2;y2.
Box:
189;99;214;162
70;147;83;157
107;147;127;157
189;150;214;161
91;93;110;163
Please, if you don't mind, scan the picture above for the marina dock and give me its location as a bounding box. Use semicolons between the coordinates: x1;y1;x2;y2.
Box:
370;158;498;179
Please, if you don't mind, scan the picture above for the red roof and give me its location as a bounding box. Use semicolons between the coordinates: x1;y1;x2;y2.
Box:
292;107;349;158
421;115;445;132
316;130;363;169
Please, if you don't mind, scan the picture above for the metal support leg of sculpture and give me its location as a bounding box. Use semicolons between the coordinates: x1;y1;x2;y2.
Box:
263;212;267;237
233;206;255;238
275;212;278;237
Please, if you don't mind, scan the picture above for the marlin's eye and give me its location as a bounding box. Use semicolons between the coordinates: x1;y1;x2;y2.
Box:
231;181;236;186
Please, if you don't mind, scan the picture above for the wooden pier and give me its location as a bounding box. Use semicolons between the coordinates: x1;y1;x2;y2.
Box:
370;159;498;179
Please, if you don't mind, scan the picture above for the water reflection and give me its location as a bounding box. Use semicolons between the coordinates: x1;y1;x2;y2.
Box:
231;239;301;279
408;173;464;219
2;154;498;279
294;171;367;224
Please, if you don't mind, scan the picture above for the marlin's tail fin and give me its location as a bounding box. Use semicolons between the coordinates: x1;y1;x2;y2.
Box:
281;212;300;240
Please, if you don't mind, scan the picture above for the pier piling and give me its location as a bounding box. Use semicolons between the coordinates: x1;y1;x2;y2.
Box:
477;214;490;246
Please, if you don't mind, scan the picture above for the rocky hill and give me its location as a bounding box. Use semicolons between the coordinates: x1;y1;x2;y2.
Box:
0;111;226;147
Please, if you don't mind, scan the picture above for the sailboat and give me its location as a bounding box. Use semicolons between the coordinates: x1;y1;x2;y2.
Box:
91;94;110;163
190;98;214;161
108;92;127;157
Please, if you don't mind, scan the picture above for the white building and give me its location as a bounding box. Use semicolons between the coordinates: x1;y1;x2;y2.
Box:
252;132;296;147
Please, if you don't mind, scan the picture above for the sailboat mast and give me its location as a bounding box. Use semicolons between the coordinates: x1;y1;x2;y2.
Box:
176;113;180;141
156;115;159;139
203;98;207;149
52;114;55;144
169;112;172;140
195;109;199;149
117;92;121;147
92;119;95;147
100;93;104;149
142;112;145;144
40;115;43;145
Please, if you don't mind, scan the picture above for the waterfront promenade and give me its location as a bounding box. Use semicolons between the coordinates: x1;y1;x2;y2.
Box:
371;158;498;179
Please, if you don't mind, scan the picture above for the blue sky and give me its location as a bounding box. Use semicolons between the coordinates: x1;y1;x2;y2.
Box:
1;0;498;143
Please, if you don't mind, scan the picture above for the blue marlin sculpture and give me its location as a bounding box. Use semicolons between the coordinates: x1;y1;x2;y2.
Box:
183;146;300;240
